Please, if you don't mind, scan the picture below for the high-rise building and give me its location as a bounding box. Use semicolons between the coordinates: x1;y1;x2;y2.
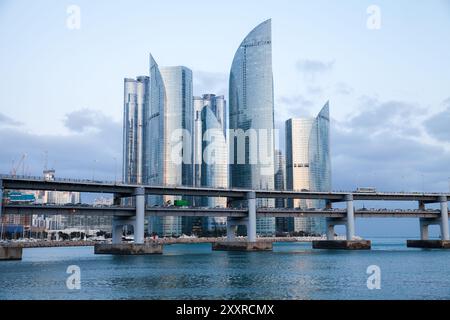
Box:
145;63;194;236
145;54;166;201
274;150;292;233
285;102;331;235
193;94;228;233
122;55;195;237
229;19;276;236
159;66;194;189
123;76;149;185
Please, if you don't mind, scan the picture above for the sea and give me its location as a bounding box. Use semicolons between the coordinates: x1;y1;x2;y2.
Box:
1;238;449;300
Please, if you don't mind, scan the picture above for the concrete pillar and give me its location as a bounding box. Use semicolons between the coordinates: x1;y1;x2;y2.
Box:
346;194;355;240
419;219;429;240
439;196;449;241
418;201;426;211
326;220;335;240
227;218;237;242
112;218;123;244
113;193;121;206
247;192;257;242
134;187;145;244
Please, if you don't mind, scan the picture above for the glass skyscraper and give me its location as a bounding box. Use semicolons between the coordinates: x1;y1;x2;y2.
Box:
193;94;228;233
123;54;193;237
229;19;276;236
274;150;292;233
123;76;149;185
285;102;331;235
151;65;193;237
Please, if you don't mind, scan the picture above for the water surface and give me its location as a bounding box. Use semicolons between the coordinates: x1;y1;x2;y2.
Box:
1;238;449;300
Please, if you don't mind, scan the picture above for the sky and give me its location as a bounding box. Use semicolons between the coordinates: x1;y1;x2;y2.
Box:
1;0;450;236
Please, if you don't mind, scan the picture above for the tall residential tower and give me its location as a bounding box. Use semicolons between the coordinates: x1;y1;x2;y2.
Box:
193;94;228;233
123;55;194;237
229;19;276;236
285;102;331;235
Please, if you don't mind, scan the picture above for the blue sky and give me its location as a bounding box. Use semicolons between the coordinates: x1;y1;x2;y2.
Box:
1;0;450;236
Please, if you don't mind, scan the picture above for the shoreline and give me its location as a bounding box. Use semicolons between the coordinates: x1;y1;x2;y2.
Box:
0;236;352;248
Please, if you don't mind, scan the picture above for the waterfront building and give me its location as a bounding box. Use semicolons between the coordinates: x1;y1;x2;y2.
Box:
122;55;195;237
285;102;331;235
229;19;276;235
193;94;228;233
123;76;149;185
120;56;193;237
274;150;292;233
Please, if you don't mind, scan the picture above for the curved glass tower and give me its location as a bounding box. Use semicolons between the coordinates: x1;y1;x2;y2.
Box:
123;76;149;185
145;55;166;190
229;19;275;235
192;94;228;233
285;102;331;235
148;64;193;237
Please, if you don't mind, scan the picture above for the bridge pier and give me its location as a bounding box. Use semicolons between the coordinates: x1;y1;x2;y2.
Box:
134;187;145;245
226;222;238;241
96;188;162;255
213;192;273;252
420;218;430;240
313;194;371;250
247;191;257;243
0;246;22;260
112;217;125;244
407;197;450;249
439;196;449;240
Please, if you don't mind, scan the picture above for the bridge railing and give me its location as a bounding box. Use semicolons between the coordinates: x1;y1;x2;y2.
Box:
1;174;449;196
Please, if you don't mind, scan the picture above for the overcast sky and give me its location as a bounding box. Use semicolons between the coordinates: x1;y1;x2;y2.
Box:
1;0;450;236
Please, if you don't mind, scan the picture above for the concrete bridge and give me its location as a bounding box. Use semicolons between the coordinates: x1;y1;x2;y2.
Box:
1;175;449;259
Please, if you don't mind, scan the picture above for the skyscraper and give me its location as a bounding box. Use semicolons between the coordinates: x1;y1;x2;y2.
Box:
145;55;166;191
122;55;194;237
149;64;193;237
285;102;331;235
274;150;292;233
229;19;276;236
123;76;149;185
193;94;228;233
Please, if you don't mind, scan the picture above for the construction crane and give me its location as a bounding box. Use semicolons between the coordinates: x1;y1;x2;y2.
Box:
10;153;27;177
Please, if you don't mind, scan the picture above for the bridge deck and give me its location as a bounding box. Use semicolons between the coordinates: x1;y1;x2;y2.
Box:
1;175;448;202
2;204;442;218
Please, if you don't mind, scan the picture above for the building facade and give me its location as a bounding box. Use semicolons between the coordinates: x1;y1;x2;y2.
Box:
193;94;228;233
285;102;331;235
123;76;149;185
229;19;276;236
122;55;196;237
274;149;293;233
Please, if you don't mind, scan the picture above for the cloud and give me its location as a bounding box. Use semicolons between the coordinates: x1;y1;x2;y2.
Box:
296;59;335;80
0;112;22;126
423;98;450;142
0;110;122;181
193;71;228;97
331;97;449;193
335;82;354;95
275;95;315;127
344;96;425;137
64;109;112;133
306;85;323;96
